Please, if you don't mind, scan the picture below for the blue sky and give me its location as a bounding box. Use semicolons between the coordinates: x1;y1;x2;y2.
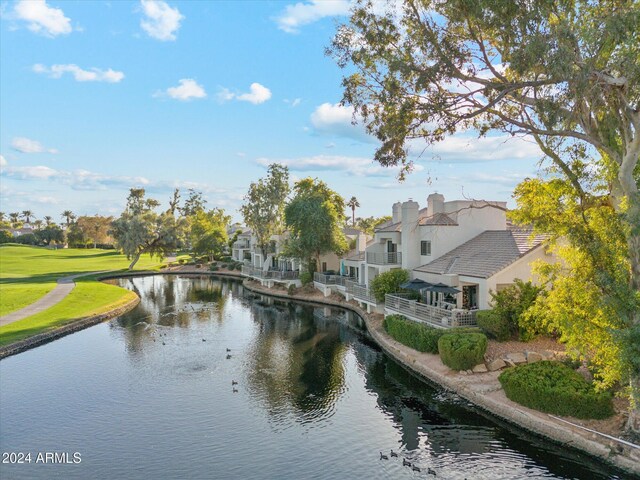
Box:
0;0;544;223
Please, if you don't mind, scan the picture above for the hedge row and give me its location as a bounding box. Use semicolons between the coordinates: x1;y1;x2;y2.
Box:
476;310;511;341
438;333;487;371
383;314;480;354
498;361;614;419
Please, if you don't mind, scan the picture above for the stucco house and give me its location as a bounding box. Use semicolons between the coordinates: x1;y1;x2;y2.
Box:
329;193;551;324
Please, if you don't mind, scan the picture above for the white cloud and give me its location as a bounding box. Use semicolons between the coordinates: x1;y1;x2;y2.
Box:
284;98;302;107
13;0;72;37
237;83;272;104
310;102;374;142
0;164;149;189
0;155;6;166
139;0;183;41
32;64;125;83
418;134;542;163
162;78;207;101
217;83;272;105
274;0;350;34
11;137;58;154
256;154;422;177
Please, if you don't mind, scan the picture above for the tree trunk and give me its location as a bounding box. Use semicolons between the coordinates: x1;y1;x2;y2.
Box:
128;252;142;270
614;145;640;437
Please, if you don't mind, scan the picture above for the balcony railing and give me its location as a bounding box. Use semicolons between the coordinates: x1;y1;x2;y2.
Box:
233;240;250;249
385;294;477;328
345;279;377;304
241;265;299;281
366;251;402;265
313;273;355;286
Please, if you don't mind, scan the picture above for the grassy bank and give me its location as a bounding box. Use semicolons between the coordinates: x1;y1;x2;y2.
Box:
0;245;162;316
0;245;168;347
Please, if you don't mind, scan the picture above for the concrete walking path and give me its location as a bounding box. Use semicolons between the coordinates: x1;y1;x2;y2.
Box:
0;271;108;326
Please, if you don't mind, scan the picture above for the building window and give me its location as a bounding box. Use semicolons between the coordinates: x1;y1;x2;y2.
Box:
322;262;327;272
421;240;431;256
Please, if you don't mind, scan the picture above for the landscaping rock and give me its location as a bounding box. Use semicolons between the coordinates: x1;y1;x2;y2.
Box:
487;358;507;371
505;352;527;365
541;350;555;360
472;363;488;373
504;358;517;368
526;351;543;363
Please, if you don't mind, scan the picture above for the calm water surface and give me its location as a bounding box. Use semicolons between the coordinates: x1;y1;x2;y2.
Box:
0;276;630;479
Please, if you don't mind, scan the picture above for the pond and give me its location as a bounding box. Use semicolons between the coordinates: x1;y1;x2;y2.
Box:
0;275;627;479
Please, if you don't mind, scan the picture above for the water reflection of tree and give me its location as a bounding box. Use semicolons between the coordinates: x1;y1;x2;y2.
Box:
112;275;235;355
245;300;347;428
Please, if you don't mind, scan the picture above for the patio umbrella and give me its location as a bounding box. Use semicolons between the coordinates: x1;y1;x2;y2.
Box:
400;278;432;291
424;283;461;294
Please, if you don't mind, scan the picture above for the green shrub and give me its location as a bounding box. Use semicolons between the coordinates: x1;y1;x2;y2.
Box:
490;280;545;340
499;361;614;419
300;271;312;285
476;310;511;341
178;259;186;265
210;265;219;272
383;314;481;354
370;269;410;302
438;333;488;371
220;263;228;269
288;284;297;295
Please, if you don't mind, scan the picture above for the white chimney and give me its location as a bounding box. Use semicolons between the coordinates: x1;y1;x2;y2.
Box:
427;193;445;216
401;199;420;270
392;202;402;223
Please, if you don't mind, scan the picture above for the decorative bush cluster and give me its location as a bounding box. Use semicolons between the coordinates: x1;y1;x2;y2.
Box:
383;314;480;354
370;269;410;302
438;332;488;371
498;361;614;419
300;271;313;285
489;279;545;341
476;310;511;341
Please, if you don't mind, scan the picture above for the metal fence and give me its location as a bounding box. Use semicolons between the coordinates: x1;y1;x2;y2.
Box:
233;240;250;249
346;279;377;304
366;251;402;265
313;273;355;286
385;293;477;328
241;265;299;281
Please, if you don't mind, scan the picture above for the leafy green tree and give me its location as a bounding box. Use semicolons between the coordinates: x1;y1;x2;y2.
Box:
168;188;181;216
370;269;410;303
0;230;13;244
76;215;114;248
111;189;186;269
190;208;230;262
181;189;207;217
43;215;53;226
512;174;640;423
33;219;43;231
35;225;64;245
356;215;392;235
284;178;348;272
241;164;290;262
346;196;360;226
331;0;640;433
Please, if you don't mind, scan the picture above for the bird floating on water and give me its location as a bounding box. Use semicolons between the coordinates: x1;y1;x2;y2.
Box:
226;348;231;352
402;458;411;467
412;465;421;472
233;388;238;393
202;339;206;342
226;354;232;360
390;450;398;458
379;452;388;460
427;467;437;476
232;380;238;385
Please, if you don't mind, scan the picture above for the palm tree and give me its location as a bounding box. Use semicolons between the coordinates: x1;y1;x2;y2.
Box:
21;210;34;224
346;197;360;227
61;210;75;226
33;219;44;230
9;212;20;228
0;212;5;222
43;215;53;226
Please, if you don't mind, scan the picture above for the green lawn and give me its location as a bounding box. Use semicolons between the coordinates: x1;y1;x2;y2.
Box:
0;245;171;347
0;245;163;316
0;278;138;347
